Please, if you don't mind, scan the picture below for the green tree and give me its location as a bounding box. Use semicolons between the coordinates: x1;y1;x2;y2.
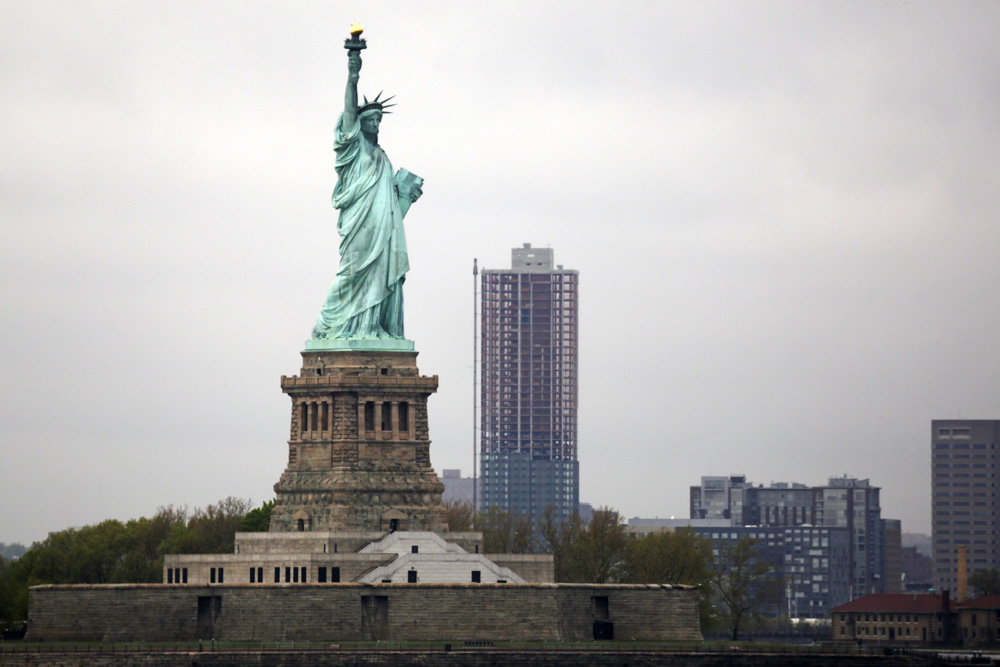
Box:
0;498;248;626
0;555;17;629
443;500;475;532
536;505;585;581
620;527;717;631
239;499;275;532
969;569;1000;596
559;508;629;583
476;506;534;554
163;497;251;554
711;537;784;640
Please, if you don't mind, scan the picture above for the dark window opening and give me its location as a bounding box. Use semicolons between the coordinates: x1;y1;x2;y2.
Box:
300;566;307;583
299;403;307;434
197;596;222;641
380;368;388;375
471;570;481;583
210;567;217;584
411;545;419;553
182;568;188;583
168;569;174;584
293;567;299;583
594;596;610;621
331;567;340;583
399;402;409;431
217;567;224;584
256;567;261;583
285;566;291;583
297;518;305;532
365;402;375;431
389;519;399;532
274;567;280;583
381;402;391;431
250;568;256;583
310;404;318;431
497;579;507;584
318;567;327;583
407;570;418;583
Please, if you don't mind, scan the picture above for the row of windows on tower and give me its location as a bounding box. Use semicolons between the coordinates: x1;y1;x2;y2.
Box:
296;401;411;437
363;401;409;432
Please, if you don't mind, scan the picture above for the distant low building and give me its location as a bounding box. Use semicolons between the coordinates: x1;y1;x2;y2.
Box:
901;545;933;592
902;532;931;558
626;517;730;537
832;593;953;644
440;469;474;505
833;592;1000;647
957;595;1000;646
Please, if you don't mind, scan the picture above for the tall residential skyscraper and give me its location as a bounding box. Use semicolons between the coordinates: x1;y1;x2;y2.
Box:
931;419;1000;593
479;244;579;521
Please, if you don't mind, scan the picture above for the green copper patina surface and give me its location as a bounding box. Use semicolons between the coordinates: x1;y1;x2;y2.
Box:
310;28;423;351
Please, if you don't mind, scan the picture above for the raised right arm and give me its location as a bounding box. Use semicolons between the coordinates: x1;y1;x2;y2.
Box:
343;51;361;128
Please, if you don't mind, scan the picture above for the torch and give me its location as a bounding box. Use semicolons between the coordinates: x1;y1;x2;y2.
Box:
344;22;366;52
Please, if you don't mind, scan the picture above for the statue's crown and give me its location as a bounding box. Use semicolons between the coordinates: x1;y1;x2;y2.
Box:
358;91;395;117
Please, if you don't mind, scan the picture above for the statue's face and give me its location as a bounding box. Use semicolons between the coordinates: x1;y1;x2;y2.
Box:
361;112;382;135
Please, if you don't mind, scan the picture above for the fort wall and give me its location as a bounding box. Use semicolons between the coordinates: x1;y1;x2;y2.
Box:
26;583;700;643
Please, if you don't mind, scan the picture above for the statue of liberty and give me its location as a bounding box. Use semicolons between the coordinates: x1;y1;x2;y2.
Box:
311;25;423;344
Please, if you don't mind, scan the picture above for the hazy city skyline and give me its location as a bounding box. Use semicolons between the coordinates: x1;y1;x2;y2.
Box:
2;3;999;546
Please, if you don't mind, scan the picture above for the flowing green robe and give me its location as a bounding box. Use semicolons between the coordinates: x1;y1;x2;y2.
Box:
312;113;408;339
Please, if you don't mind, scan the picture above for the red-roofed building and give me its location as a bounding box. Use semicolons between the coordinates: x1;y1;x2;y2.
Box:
957;595;1000;646
832;593;953;645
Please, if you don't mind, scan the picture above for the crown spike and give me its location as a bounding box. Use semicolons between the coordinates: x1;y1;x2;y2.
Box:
357;91;398;116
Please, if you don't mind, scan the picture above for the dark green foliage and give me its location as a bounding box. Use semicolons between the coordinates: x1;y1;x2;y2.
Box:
620;527;718;631
536;505;585;581
621;527;713;584
161;497;252;554
969;569;1000;596
537;507;629;584
239;499;276;532
443;500;475;532
0;497;255;627
0;555;24;630
477;506;534;554
711;537;785;640
558;508;629;583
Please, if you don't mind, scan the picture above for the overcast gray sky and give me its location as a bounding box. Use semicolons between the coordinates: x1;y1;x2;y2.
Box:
2;2;998;546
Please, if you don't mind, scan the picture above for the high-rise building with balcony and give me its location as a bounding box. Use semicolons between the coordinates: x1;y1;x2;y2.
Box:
479;244;579;521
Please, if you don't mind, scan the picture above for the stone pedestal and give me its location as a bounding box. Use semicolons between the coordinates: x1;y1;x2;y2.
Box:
270;349;447;533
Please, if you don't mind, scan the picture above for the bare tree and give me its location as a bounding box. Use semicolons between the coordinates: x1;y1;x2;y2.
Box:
711;537;784;640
